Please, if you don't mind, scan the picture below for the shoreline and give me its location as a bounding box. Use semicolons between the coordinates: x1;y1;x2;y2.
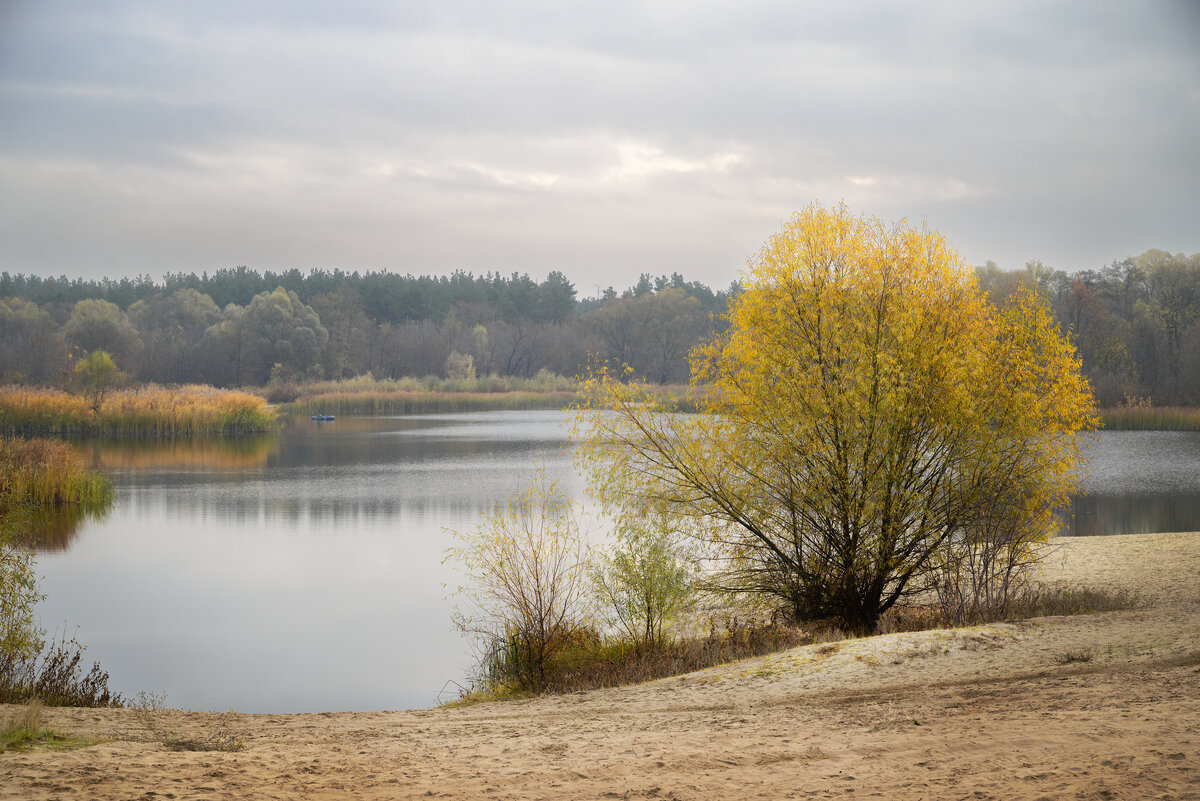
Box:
3;531;1198;799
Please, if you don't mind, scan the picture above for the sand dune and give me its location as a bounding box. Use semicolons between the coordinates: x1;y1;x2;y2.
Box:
4;532;1198;800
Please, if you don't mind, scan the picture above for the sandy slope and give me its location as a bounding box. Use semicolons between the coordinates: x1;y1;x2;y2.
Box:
3;532;1198;800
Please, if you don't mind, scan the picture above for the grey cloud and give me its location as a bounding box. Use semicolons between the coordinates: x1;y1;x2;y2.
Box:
0;0;1196;286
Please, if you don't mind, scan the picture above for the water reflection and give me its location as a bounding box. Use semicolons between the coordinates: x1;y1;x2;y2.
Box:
77;435;279;472
18;503;109;552
1062;430;1200;536
33;411;579;714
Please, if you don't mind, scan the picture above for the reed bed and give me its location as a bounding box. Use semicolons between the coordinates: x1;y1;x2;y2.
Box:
269;370;577;402
273;372;711;416
0;385;277;436
0;437;110;509
1099;405;1200;431
285;390;581;417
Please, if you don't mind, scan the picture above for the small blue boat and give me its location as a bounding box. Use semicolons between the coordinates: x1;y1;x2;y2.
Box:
311;413;336;422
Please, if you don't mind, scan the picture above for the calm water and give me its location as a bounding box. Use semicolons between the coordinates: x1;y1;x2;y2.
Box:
1067;430;1200;536
35;411;581;714
31;416;1200;713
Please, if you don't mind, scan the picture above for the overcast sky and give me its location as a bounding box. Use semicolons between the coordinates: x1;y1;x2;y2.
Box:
1;1;1197;295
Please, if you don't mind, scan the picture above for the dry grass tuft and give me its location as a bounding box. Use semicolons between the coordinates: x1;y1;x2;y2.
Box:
128;691;246;752
1054;648;1096;665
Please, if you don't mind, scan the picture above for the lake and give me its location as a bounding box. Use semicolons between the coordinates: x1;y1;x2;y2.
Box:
31;413;1200;712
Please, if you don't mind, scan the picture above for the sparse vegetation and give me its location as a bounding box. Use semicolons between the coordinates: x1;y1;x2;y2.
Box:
1004;585;1143;618
0;698;47;751
0;699;92;752
450;616;811;703
1054;648;1096;664
591;513;697;650
128;691;245;752
448;460;1143;704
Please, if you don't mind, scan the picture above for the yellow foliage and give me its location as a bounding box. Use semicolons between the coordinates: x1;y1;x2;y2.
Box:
576;204;1096;632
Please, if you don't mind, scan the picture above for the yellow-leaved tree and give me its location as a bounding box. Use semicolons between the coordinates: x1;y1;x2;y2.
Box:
575;204;1096;633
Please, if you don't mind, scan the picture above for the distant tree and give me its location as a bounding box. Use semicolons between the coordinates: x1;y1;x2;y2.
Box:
375;320;449;378
445;351;476;381
582;289;714;383
536;271;577;324
237;287;329;384
72;350;125;412
128;289;222;383
62;299;142;370
638;289;709;383
195;304;247;387
0;297;62;383
309;288;375;379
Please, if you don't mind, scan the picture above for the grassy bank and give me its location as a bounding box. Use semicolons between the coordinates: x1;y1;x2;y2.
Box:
0;385;277;436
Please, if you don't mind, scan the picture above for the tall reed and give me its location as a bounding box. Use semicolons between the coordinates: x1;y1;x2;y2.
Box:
0;385;277;436
0;437;110;509
1099;405;1200;431
277;373;704;417
284;390;581;417
270;370;578;405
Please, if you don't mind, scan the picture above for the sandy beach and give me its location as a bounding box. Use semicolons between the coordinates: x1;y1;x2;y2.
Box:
3;531;1198;800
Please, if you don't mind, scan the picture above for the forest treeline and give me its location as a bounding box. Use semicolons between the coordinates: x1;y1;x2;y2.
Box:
0;268;731;388
1;249;1197;406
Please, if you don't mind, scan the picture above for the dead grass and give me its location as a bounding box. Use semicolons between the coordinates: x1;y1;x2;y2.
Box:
1054;648;1096;665
126;691;246;752
1006;585;1144;618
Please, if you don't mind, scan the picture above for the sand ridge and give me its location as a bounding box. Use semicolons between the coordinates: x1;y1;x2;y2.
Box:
3;531;1198;800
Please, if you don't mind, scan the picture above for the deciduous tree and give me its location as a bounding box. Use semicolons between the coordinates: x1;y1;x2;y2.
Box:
591;513;696;649
72;350;125;412
445;470;590;692
576;204;1096;633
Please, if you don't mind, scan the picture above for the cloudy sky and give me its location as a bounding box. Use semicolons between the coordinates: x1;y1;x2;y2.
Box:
1;1;1197;295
